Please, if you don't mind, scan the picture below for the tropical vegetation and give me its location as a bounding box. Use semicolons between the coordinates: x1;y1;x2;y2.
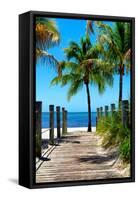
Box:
97;22;131;103
96;108;131;162
36;17;60;69
51;36;113;132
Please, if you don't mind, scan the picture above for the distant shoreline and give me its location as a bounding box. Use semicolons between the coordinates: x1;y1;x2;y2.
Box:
42;127;96;139
42;111;97;113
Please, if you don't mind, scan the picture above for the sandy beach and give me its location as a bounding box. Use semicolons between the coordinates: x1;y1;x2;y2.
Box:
41;127;96;139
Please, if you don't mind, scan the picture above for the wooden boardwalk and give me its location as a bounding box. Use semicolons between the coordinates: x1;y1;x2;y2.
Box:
36;131;121;183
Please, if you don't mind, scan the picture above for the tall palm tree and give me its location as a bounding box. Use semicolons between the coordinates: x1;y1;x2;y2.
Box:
51;36;113;132
98;22;131;103
36;17;60;68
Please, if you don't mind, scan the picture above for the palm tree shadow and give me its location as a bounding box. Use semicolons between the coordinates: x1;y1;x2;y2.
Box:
40;156;51;161
59;136;81;144
41;139;49;150
78;151;118;164
61;140;80;144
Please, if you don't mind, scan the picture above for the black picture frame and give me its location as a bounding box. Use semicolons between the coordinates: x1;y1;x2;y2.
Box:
19;11;135;189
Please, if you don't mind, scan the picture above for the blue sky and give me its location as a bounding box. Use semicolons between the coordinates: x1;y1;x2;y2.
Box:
36;18;130;112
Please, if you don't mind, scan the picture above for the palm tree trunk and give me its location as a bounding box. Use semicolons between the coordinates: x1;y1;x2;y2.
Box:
119;65;123;104
85;83;92;132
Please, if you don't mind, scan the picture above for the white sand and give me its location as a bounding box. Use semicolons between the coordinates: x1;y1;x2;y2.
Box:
41;127;96;139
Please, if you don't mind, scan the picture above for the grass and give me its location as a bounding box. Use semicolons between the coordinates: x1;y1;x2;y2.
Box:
96;110;131;163
119;135;131;162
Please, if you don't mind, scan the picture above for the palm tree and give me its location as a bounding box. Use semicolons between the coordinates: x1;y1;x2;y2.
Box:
51;36;113;132
36;17;60;68
98;22;131;103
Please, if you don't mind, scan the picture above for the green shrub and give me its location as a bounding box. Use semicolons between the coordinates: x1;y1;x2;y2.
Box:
119;136;131;162
96;109;131;163
97;112;122;148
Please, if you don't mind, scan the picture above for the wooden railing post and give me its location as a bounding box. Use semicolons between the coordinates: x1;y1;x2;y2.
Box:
64;110;67;134
35;101;42;158
105;105;109;117
122;100;129;127
49;105;54;145
96;108;99;127
56;106;61;138
111;103;115;116
97;108;100;119
100;107;103;117
62;107;65;135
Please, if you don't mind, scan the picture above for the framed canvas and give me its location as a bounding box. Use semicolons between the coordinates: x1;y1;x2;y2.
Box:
19;11;135;189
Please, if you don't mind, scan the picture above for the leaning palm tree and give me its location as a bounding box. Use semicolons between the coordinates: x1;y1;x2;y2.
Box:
36;17;60;68
51;36;113;132
98;22;131;103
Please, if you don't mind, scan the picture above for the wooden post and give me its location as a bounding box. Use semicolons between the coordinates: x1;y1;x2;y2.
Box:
62;107;65;135
100;107;103;117
49;105;54;145
122;100;129;127
129;100;131;126
105;105;109;117
96;108;99;127
111;103;115;116
96;116;98;127
64;110;67;134
97;108;100;119
56;106;61;138
35;101;42;158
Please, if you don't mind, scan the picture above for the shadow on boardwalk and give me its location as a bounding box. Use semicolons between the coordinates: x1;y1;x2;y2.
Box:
78;151;118;164
36;131;123;183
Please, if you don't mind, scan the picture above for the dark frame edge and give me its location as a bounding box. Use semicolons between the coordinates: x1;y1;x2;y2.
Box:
28;10;135;21
19;11;34;189
131;17;135;181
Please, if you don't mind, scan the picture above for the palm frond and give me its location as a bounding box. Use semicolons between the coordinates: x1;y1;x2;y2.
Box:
124;49;131;61
64;42;82;62
36;48;59;69
67;79;83;101
86;20;94;35
51;76;62;85
98;22;131;72
90;73;106;94
36;17;60;50
81;36;92;54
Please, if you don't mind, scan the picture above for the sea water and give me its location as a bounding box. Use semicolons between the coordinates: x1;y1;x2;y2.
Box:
42;112;96;128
